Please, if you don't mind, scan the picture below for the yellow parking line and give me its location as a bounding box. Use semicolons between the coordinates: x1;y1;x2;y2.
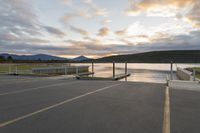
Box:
163;87;170;133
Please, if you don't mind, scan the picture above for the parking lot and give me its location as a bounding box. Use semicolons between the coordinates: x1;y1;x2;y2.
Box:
0;75;199;133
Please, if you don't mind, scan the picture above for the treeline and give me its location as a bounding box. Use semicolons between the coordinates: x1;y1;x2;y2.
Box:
93;50;200;63
0;55;13;62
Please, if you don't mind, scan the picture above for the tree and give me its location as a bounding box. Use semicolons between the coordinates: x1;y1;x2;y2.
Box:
7;56;13;61
0;56;5;62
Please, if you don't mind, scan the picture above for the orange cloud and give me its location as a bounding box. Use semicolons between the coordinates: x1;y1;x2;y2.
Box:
186;2;200;27
125;0;198;15
125;0;200;28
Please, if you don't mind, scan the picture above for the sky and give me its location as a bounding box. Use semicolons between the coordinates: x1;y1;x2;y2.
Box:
0;0;200;58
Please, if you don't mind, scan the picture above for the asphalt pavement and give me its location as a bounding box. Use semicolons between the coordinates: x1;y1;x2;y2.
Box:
1;75;200;133
0;75;165;133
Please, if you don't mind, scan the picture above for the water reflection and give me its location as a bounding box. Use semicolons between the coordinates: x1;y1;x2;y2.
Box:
72;63;200;83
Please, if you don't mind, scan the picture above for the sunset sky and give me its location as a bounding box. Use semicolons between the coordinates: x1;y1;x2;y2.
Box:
0;0;200;58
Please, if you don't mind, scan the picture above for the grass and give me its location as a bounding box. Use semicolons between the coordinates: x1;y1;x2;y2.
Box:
0;63;68;74
191;67;200;79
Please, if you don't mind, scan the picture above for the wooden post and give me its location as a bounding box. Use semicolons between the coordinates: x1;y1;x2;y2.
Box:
193;69;196;81
125;62;128;81
92;62;94;77
170;61;173;80
92;62;94;73
113;61;115;78
125;62;127;74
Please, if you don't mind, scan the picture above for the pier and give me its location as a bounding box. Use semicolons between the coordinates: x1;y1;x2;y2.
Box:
76;62;131;81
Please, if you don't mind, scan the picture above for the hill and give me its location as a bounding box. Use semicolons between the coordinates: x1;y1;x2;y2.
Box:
73;56;90;61
0;53;68;61
95;50;200;63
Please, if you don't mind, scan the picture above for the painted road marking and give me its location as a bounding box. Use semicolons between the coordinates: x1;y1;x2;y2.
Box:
0;83;121;128
163;87;170;133
0;81;80;96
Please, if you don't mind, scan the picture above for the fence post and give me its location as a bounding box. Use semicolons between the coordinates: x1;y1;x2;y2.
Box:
15;65;18;75
170;61;173;80
113;61;115;79
76;67;78;75
9;64;11;74
65;67;67;75
193;69;196;81
92;62;94;73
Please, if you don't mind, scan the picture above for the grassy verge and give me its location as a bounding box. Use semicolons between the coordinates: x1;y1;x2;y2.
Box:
190;67;200;79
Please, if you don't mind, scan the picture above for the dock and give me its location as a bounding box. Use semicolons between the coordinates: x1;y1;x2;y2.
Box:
113;73;131;80
75;72;94;79
76;73;131;81
76;62;131;81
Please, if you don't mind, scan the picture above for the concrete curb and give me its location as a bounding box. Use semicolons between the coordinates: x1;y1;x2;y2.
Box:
168;80;200;91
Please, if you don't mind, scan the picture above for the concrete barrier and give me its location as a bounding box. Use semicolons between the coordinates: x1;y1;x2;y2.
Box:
168;80;200;91
177;67;200;82
176;67;192;80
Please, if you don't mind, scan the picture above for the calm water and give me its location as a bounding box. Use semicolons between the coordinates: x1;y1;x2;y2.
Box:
73;63;200;83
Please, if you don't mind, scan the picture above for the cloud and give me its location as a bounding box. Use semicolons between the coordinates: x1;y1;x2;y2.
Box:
0;41;65;55
0;0;67;51
98;27;110;36
115;28;127;36
1;29;200;56
61;0;109;25
61;13;78;23
124;0;200;29
43;26;66;37
69;25;89;36
126;0;196;13
0;0;38;33
102;19;112;25
1;0;199;57
94;8;108;17
186;2;200;27
45;30;200;54
83;0;109;17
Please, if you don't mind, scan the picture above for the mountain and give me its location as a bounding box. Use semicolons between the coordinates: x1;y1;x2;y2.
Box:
0;53;68;61
73;56;90;61
95;50;200;63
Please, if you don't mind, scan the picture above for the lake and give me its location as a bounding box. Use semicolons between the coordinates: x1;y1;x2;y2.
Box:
73;63;200;83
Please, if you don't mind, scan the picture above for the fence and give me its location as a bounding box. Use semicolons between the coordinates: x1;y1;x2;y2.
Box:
0;63;71;75
32;66;89;75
